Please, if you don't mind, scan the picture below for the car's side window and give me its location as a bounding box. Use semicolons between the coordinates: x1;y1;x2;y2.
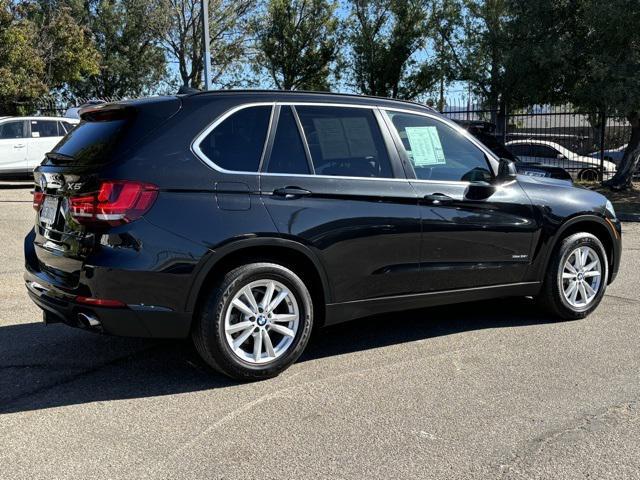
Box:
0;121;26;140
199;105;272;172
509;144;530;157
295;105;393;178
59;121;75;134
266;106;311;175
385;110;493;182
534;145;559;158
31;120;61;138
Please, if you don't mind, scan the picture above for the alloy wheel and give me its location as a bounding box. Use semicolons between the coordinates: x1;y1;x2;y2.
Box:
559;245;602;309
223;279;300;364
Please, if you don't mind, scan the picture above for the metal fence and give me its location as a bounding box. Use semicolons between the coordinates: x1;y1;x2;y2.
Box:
15;94;634;181
441;99;632;181
16;96;124;117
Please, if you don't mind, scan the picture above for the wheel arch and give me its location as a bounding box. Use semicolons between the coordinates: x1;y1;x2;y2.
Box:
544;215;618;284
185;237;331;326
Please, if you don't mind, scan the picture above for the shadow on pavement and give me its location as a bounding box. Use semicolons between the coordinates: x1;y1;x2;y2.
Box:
0;298;559;414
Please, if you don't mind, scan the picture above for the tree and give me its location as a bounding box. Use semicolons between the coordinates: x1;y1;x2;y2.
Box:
512;0;640;189
347;0;433;99
0;0;99;113
0;1;46;113
163;0;254;89
30;0;100;91
252;0;340;90
569;0;640;189
72;0;170;98
421;0;463;109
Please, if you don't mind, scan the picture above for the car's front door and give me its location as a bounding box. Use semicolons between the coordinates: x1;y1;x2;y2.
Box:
0;120;28;172
382;109;539;292
260;104;422;303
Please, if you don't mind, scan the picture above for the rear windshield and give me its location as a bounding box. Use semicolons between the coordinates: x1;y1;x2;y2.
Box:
51;119;128;164
45;97;181;166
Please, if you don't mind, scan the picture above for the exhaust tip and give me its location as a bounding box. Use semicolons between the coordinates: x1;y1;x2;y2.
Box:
77;312;101;329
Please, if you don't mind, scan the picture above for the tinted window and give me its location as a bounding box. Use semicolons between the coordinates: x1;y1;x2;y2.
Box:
267;106;310;174
53;119;128;164
296;106;393;178
0;121;26;139
386;111;492;182
200;106;272;172
532;145;559;157
508;144;531;156
31;120;61;137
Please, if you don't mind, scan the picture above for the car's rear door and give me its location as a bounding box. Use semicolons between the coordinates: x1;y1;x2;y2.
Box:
382;109;538;292
260;103;421;303
27;120;65;170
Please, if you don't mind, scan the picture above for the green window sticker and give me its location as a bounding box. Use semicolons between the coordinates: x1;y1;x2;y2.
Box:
405;126;446;166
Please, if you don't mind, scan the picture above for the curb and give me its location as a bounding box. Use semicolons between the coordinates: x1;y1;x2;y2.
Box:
618;213;640;222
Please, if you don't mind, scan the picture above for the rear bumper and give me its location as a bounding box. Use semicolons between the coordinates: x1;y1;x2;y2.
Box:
24;259;192;339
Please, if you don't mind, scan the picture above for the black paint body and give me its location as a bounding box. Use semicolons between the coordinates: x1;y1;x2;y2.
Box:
24;91;622;338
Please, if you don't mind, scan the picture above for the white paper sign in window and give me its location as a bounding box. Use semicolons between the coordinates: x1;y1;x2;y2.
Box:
405;126;446;166
313;117;376;160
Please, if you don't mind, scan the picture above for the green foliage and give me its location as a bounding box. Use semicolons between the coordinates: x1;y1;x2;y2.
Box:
347;0;433;98
252;0;340;90
72;0;170;98
163;0;254;89
0;0;98;114
509;0;640;189
31;0;100;89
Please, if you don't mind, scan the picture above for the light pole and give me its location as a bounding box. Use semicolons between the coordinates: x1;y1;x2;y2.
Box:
201;0;212;90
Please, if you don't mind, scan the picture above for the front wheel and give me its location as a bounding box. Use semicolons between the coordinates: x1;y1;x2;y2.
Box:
538;232;608;319
192;262;313;380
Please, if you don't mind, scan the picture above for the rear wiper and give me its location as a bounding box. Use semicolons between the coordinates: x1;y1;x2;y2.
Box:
45;152;74;162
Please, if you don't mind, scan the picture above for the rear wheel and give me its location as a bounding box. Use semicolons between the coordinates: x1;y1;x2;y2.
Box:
538;232;608;319
192;262;313;380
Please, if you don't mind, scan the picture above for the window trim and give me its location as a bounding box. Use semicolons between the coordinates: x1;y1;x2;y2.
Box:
191;101;499;184
290;106;315;174
379;107;500;184
191;102;276;175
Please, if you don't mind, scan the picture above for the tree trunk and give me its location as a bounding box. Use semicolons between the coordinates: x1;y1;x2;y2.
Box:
604;112;640;191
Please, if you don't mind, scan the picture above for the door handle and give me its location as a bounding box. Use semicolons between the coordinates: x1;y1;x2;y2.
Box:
424;193;454;204
13;144;25;149
273;187;312;199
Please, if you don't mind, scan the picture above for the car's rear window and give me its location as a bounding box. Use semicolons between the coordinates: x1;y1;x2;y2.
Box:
51;119;128;164
199;106;272;172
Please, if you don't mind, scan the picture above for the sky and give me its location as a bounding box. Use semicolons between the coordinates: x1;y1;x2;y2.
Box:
163;1;473;106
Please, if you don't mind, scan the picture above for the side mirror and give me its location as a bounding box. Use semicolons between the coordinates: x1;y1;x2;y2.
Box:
497;158;518;182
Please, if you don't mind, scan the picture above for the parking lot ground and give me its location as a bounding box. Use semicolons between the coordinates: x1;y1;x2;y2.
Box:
1;184;639;480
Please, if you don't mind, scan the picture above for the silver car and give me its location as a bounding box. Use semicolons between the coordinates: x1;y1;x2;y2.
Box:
506;139;617;181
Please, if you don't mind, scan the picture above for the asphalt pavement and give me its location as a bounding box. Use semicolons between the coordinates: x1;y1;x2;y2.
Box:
1;183;639;480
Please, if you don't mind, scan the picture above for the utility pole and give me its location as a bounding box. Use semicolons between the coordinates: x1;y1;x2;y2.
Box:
201;0;212;90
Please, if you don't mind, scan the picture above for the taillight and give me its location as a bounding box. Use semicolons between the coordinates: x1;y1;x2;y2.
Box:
69;180;158;226
32;190;44;211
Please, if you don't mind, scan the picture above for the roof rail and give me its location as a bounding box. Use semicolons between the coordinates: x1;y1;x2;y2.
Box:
187;89;436;112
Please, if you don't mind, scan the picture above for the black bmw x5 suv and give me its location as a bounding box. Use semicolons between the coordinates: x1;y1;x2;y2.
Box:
25;91;622;380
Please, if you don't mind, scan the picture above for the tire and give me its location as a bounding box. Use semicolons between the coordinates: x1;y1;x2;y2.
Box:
537;232;608;320
578;168;598;182
192;262;313;380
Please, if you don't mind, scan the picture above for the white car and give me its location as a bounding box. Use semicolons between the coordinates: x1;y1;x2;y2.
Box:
506;139;617;181
0;116;79;178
